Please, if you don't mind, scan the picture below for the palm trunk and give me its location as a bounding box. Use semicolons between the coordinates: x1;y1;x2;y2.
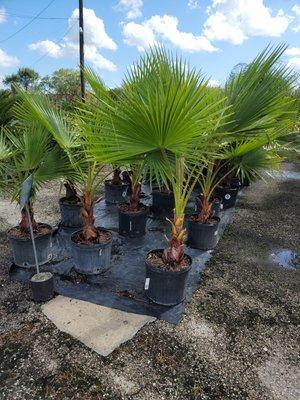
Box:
128;182;141;211
81;192;97;241
64;181;79;201
196;196;212;223
20;205;38;232
111;168;122;185
163;214;185;265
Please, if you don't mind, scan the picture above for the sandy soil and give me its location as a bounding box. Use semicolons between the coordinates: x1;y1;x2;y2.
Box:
0;164;299;400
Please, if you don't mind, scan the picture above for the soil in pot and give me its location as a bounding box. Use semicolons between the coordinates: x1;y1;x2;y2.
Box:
104;180;129;204
71;228;113;275
7;223;53;268
118;203;148;238
30;271;54;302
187;215;220;250
195;195;222;217
151;188;175;217
145;249;192;306
59;197;83;228
214;185;238;209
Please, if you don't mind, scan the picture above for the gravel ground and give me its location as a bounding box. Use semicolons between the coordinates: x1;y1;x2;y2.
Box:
0;164;299;400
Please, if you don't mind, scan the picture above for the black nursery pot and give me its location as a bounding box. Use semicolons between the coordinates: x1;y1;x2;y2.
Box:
104;180;129;204
145;250;192;306
195;196;222;217
230;177;241;189
71;228;113;275
118;206;148;238
151;189;175;217
187;216;220;250
59;197;83;228
7;224;53;268
30;272;54;302
214;186;238;209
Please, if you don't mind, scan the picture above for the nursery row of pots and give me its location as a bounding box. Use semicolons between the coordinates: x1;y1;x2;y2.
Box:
7;179;240;305
3;45;295;306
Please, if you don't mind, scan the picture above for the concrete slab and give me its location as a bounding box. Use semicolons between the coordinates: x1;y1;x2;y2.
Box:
42;295;156;356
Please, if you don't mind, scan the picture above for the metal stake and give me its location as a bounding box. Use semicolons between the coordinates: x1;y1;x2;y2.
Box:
26;204;40;275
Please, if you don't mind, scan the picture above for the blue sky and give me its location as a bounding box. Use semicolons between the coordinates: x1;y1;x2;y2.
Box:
0;0;299;88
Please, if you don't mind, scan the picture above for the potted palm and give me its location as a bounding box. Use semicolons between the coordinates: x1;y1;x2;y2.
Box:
16;91;114;275
83;47;228;305
216;44;298;198
3;124;74;268
187;162;227;250
118;162;148;238
59;181;83;228
104;166;129;205
83;70;149;238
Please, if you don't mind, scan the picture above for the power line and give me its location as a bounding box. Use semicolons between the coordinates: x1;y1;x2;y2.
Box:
0;11;77;20
0;0;57;44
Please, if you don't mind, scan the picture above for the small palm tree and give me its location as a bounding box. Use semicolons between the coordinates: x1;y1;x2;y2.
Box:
15;90;112;242
2;124;75;231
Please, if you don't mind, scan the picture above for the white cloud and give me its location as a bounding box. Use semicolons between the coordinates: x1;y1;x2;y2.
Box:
285;47;300;56
0;7;6;24
29;40;62;58
188;0;200;9
203;0;291;45
123;15;218;52
292;4;300;32
0;48;20;68
29;8;117;71
287;57;300;71
208;78;220;87
123;22;156;51
116;0;143;19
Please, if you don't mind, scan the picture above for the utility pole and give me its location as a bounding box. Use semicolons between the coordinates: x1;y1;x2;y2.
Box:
79;0;85;101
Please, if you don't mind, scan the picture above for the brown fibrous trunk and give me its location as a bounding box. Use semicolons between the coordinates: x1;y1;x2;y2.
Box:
196;196;213;223
111;168;122;185
163;215;185;265
64;182;80;202
80;193;97;242
20;206;38;232
128;182;141;211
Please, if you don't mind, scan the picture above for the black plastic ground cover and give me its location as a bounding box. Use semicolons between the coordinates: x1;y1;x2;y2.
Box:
9;187;237;324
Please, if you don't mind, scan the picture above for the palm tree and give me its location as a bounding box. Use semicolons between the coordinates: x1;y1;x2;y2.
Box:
218;44;298;185
82;47;228;266
1;123;75;232
15;90;112;243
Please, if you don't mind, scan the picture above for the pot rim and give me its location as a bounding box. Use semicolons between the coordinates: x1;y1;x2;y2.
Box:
188;215;220;226
59;197;82;206
70;226;113;248
7;223;53;241
30;271;53;282
118;203;148;215
105;179;129;187
151;188;174;195
145;249;192;274
215;185;239;192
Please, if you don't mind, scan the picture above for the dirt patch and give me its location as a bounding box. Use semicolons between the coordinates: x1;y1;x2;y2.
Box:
146;249;191;271
7;223;52;239
72;228;112;245
0;166;299;399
